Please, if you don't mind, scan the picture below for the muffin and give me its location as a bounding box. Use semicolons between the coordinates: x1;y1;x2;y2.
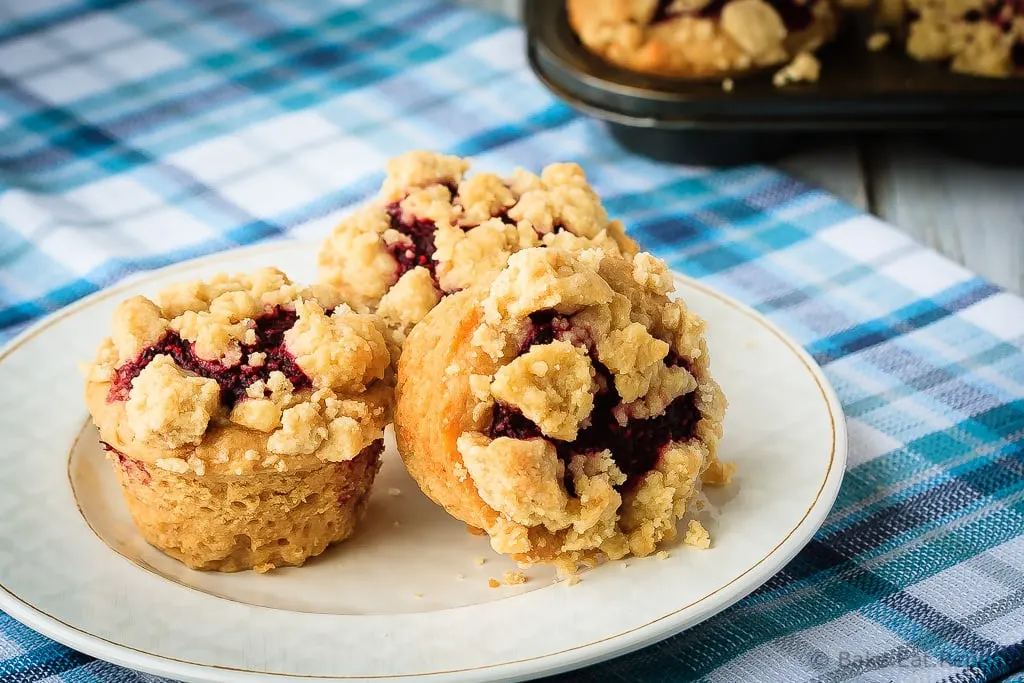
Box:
317;151;638;357
394;247;733;575
566;0;838;80
875;0;1024;77
82;267;393;573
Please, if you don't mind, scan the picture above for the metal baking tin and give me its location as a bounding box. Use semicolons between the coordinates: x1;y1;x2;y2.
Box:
524;0;1024;165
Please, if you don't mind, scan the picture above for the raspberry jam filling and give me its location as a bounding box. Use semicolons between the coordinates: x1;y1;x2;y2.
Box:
385;186;568;289
653;0;814;31
108;306;312;407
488;310;701;492
386;202;443;285
101;441;151;485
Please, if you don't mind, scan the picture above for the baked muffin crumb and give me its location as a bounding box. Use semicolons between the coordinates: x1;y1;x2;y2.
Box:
684;520;712;548
867;31;891;50
318;151;639;358
84;268;392;572
772;51;821;86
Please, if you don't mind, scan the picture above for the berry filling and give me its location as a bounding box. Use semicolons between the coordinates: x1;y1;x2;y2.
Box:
1014;43;1024;67
108;306;313;407
653;0;814;32
101;441;151;485
488;311;701;493
385;185;569;290
386;201;443;285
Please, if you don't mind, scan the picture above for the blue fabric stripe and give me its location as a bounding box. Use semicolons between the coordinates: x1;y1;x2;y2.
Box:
2;1;1024;682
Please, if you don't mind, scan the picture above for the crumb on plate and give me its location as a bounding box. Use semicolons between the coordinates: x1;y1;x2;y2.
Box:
684;520;712;549
502;570;527;585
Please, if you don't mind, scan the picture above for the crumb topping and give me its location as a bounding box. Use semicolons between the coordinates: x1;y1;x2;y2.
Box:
566;0;836;78
125;355;220;449
490;341;597;441
684;519;712;548
375;268;442;356
318;151;639;355
458;434;572;529
284;299;389;392
772;51;821;86
84;268;392;471
448;247;729;570
721;0;788;61
867;30;892;50
881;0;1024;77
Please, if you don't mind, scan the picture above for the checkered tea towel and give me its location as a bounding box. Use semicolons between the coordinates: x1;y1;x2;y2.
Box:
1;1;1022;682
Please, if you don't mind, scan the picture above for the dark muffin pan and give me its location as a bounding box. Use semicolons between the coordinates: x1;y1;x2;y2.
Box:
524;0;1024;165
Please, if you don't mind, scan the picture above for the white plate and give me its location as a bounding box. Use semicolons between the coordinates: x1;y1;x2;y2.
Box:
0;242;847;683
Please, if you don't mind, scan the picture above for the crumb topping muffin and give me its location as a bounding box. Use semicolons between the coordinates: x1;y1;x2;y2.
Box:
83;267;393;572
394;247;733;575
567;0;838;79
877;0;1024;76
317;151;638;356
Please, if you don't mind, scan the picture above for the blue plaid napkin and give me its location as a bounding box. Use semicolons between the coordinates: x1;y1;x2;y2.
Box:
1;1;1022;682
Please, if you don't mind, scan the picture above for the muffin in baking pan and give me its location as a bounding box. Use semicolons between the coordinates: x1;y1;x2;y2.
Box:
394;246;733;575
874;0;1024;77
82;267;392;572
566;0;838;79
317;150;638;358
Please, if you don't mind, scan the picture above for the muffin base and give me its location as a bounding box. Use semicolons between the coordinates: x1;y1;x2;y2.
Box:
107;440;383;573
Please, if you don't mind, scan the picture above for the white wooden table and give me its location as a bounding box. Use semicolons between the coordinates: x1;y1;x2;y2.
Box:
463;0;1024;295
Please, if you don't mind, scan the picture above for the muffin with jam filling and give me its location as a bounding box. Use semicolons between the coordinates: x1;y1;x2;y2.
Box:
875;0;1024;77
82;267;392;573
394;247;733;576
567;0;838;80
317;151;638;359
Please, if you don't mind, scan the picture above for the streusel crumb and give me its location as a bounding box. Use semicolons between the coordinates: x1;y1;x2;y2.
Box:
566;0;838;79
318;151;639;357
502;570;528;585
125;355;220;450
876;0;1023;78
85;267;392;473
772;52;821;87
684;520;712;548
867;31;891;51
